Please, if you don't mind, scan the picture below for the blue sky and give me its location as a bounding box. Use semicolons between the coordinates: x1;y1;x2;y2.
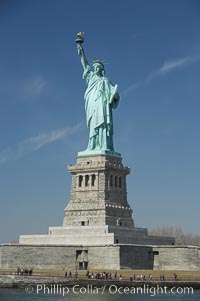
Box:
0;0;200;243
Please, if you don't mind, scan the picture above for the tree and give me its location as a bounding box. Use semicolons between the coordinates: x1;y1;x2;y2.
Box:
149;226;200;246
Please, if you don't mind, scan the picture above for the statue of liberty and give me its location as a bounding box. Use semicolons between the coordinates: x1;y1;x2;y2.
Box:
76;33;120;153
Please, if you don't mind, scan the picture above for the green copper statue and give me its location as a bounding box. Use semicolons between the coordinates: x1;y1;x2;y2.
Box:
76;33;120;154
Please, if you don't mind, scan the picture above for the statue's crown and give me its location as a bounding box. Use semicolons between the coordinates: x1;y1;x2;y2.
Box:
92;60;105;69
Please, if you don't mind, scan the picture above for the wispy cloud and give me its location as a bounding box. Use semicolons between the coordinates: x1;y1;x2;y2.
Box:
147;54;200;80
22;75;46;96
159;57;192;74
121;54;200;98
121;82;142;98
0;123;83;164
0;75;47;100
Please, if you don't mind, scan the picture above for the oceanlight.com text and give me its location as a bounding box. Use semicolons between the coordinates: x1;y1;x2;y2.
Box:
25;284;194;297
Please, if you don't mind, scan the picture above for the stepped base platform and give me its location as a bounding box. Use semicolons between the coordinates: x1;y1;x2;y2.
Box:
19;225;175;246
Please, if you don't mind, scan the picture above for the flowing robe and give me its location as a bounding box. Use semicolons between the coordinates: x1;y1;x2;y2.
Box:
83;66;120;151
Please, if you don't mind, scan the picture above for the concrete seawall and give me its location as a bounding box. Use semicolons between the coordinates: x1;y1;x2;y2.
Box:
0;275;200;289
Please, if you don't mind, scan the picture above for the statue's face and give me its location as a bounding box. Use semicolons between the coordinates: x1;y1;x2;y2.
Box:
93;64;104;76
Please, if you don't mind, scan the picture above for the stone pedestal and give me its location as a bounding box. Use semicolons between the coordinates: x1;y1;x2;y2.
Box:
63;154;134;228
19;153;175;246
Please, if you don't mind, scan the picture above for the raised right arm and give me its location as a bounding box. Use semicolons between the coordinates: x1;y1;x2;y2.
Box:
77;44;89;70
